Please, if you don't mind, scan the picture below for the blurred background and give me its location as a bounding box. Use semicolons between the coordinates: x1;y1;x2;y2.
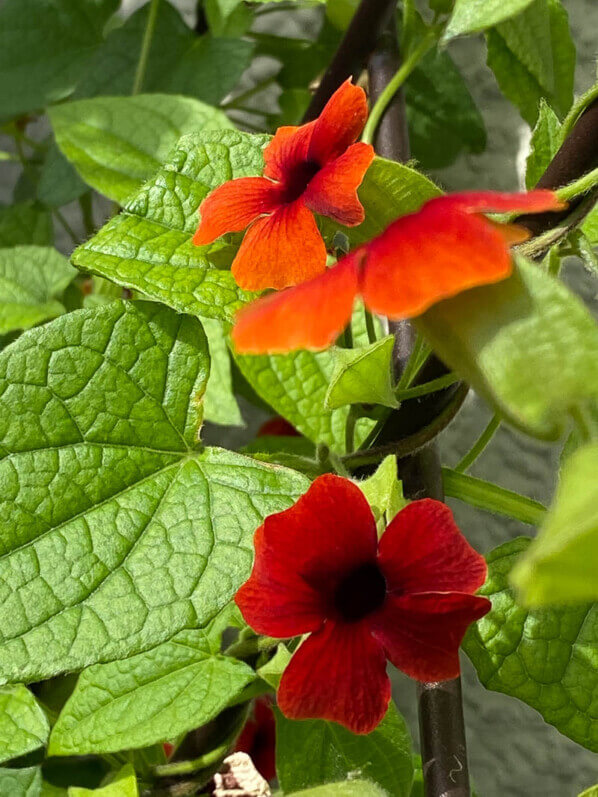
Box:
0;0;596;793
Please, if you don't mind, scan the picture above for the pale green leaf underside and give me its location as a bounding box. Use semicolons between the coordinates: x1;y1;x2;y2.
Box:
0;301;308;683
50;94;234;204
276;703;412;797
0;685;49;764
49;609;255;755
71;130;266;323
444;0;535;38
511;442;598;606
417;256;598;440
464;538;598;752
0;246;76;335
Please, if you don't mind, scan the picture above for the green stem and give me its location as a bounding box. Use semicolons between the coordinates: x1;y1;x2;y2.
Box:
365;309;377;344
556;166;598;202
394;372;459;402
362;33;435;146
224;635;280;659
345;406;358;453
395;333;429;391
132;0;161;95
79;193;95;238
455;414;501;473
153;742;231;778
442;468;546;526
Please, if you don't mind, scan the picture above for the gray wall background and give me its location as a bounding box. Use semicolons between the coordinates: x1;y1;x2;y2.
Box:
1;0;597;793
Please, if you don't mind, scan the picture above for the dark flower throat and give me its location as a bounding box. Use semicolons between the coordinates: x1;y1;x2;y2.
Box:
334;562;387;622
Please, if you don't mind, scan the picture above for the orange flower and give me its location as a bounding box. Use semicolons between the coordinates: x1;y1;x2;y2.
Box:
193;80;374;291
231;190;565;353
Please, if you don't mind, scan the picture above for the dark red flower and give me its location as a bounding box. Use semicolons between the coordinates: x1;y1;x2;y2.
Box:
234;696;276;782
193;80;374;291
231;190;565;353
235;475;490;734
257;417;300;437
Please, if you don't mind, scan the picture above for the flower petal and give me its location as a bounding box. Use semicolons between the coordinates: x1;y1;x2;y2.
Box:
434;189;566;214
377;499;487;595
371;592;491;682
193;177;283;245
303;142;374;226
232;255;360;353
308;79;369;164
278;619;391;734
263;122;315;183
236;475;378;637
231;200;327;291
360;201;513;319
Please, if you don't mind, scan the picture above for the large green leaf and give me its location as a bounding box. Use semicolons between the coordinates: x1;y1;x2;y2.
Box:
50;95;233;204
76;1;252;105
321;157;440;247
0;767;41;797
511;442;598;605
0;203;53;247
0;301;308;683
0;0;118;118
463;537;598;752
417;256;598;440
276;704;412;796
0;685;49;764
0;246;76;335
486;0;575;125
72;130;264;323
444;0;536;38
49;607;253;755
202;317;243;426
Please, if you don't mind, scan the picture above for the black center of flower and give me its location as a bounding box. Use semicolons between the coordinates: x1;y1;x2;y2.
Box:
333;562;387;622
282;159;320;202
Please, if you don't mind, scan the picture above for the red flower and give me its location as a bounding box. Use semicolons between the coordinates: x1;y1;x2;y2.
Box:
193;80;374;291
234;696;276;781
231;190;565;353
235;475;490;734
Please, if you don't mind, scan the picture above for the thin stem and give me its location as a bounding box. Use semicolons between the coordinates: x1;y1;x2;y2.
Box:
395;373;459;402
555;165;598;202
222;77;276;109
395;334;428;391
53;209;80;246
442;468;546;526
455;414;501;473
362;33;435;146
153;742;230;778
132;0;161;95
79;193;95;238
365;310;378;344
345;407;358;454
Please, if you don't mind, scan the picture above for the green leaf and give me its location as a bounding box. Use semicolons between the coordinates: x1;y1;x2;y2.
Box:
0;246;76;335
417;256;598;440
0;301;308;683
205;0;251;37
358;456;406;528
444;0;535;38
325;336;398;410
579;786;598;797
0;203;53;247
289;783;387;797
49;608;254;755
0;685;49;763
202;317;243;426
234;347;374;454
50;94;233;205
321;157;441;247
405;47;486;170
68;765;137;797
525;100;562;188
37;144;87;210
486;0;575;125
0;0;118;119
0;767;41;797
257;643;291;689
72;130;263;323
463;537;598;752
511;442;598;605
276;703;412;797
76;1;252;104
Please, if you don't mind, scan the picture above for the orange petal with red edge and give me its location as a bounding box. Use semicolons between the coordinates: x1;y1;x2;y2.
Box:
433;189;566;214
263;122;315;183
308;79;369;165
231;200;327;291
361;202;514;320
232;255;361;353
303;142;374;226
193;177;283;246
